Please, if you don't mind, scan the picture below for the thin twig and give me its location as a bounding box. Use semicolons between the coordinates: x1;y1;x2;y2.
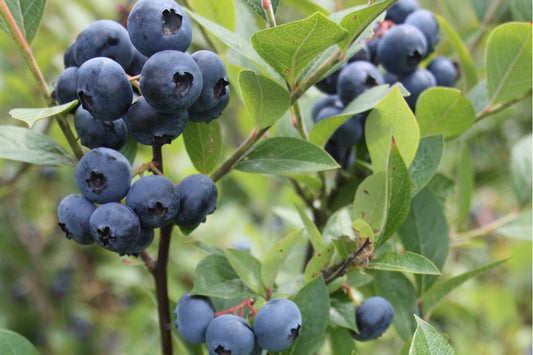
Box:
477;89;532;121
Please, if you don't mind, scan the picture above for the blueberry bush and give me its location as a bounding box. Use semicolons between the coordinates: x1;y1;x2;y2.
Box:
0;0;531;354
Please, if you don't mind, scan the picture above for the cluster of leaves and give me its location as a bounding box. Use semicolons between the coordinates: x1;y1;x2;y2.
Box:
0;0;531;354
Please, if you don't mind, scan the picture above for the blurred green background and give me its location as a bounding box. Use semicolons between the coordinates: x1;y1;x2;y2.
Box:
0;0;531;354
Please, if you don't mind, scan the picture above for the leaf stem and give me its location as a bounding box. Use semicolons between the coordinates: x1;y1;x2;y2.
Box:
292;100;309;140
477;89;533;121
262;0;277;28
450;209;521;245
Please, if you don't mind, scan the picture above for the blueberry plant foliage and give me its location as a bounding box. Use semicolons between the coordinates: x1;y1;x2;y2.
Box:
0;0;531;354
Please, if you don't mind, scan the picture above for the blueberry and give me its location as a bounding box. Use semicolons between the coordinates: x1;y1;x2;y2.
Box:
384;71;399;85
205;314;255;355
74;19;135;69
325;141;355;167
126;48;147;76
74;106;128;150
427;56;457;87
399;68;436;110
314;105;343;124
253;298;302;352
348;43;371;63
123;228;154;256
366;38;380;65
377;24;427;76
89;202;141;254
125;97;188;145
127;0;192;57
315;67;342;95
57;194;96;245
64;41;77;68
76;57;133;122
350;296;394;341
55;67;79;104
174;174;217;228
311;95;342;122
188;87;230;123
315;103;364;147
126;175;180;228
405;10;440;56
337;61;384;106
140;50;203;113
190;50;229;112
385;0;420;24
75;147;132;204
173;293;215;344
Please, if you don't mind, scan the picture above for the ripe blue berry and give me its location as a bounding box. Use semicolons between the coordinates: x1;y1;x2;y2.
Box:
89;202;141;254
427;56;457;87
190;50;230;112
76;57;133;122
311;95;342;122
174;174;218;228
400;68;436;110
126;48;147;76
75;147;132;204
377;24;427;76
127;0;192;57
188;88;230;123
64;41;77;68
385;0;420;24
74;19;135;69
350;296;394;341
173;293;215;344
253;298;302;352
125;97;188;146
205;314;255;355
348;43;371;63
57;194;96;245
405;9;440;56
123;228;154;256
126;175;180;229
140;50;203;113
337;61;384;106
315;67;342;95
55;67;79;104
74;107;127;151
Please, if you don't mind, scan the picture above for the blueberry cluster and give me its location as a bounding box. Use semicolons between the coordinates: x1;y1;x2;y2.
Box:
313;0;457;160
53;0;230;151
58;147;218;255
350;296;394;341
173;295;302;354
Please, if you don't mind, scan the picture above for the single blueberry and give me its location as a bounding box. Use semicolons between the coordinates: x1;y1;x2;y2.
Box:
400;68;436;110
350;296;394;341
74;19;135;69
127;0;192;57
405;9;440;56
140;50;203;113
76;57;133;122
348;43;371;63
188;87;230;123
384;71;399;85
337;61;384;106
122;228;154;256
325;140;355;167
74;106;128;151
57;194;96;245
190;50;230;112
126;175;180;229
315;67;342;95
173;293;215;344
366;38;380;65
125;97;188;145
75;147;132;204
55;67;79;105
126;48;148;76
174;174;218;228
89;202;141;254
205;314;255;355
377;24;427;76
253;298;302;352
427;56;457;87
311;95;343;123
63;41;78;68
385;0;420;24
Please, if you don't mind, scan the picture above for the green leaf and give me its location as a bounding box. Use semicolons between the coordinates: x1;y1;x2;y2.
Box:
261;229;304;289
367;252;441;275
322;208;356;245
183;120;222;175
328;327;356;355
372;271;418;341
510;0;532;22
289;277;330;355
309;84;404;147
329;290;357;331
409;316;456;355
422;259;507;315
234;137;339;174
251;12;348;84
238;70;291;129
283;0;328;16
191;254;255;299
365;86;420;171
304;242;335;283
337;0;397;50
296;205;324;252
486;22;532;106
427;173;455;207
189;0;236;30
466;80;489;115
456;144;473;223
225;248;266;297
0;126;74;166
496;210;532;241
242;0;279;20
9;101;78;128
332;235;358;261
415;88;476;139
120;135;138;166
397;187;449;293
0;0;47;43
510;134;532;206
353;172;387;232
0;329;39;355
409;135;444;197
434;14;478;91
352;218;375;241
